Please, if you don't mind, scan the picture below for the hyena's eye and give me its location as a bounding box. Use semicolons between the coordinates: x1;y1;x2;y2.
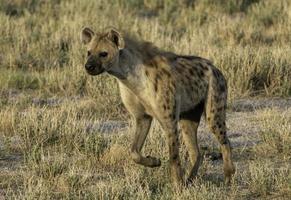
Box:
99;52;108;58
87;51;92;57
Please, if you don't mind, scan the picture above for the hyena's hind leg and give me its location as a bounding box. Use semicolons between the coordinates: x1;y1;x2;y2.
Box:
180;119;203;184
206;106;235;184
205;72;235;184
179;101;204;184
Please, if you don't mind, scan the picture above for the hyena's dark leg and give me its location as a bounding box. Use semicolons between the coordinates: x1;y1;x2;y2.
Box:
180;119;203;184
208;117;235;185
205;98;235;184
130;115;161;167
158;97;184;187
161;120;184;186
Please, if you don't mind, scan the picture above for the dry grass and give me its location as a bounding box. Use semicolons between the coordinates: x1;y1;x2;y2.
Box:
0;94;290;199
0;0;290;199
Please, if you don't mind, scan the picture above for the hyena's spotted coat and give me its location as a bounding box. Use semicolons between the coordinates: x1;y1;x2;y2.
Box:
80;27;235;187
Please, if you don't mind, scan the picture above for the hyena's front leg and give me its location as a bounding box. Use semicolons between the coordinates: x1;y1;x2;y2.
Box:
162;120;184;186
157;94;184;187
130;115;161;167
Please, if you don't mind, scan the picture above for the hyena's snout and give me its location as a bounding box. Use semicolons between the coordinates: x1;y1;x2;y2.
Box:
85;57;104;76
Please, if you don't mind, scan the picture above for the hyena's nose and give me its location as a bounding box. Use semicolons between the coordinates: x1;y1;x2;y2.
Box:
85;63;95;71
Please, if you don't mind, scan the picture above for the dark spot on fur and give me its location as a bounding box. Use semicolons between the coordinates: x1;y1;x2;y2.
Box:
143;114;152;119
154;83;158;92
172;84;176;90
189;69;195;76
186;74;192;82
180;100;204;122
176;65;184;74
198;69;204;77
145;70;149;77
172;154;178;160
190;85;198;94
222;136;228;145
161;68;171;77
165;95;170;102
199;63;208;71
163;105;167;110
154;74;161;92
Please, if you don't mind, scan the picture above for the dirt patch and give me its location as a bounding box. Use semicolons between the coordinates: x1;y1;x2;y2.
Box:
230;97;291;112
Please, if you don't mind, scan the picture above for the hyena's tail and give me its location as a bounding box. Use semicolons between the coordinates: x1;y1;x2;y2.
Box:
204;67;228;131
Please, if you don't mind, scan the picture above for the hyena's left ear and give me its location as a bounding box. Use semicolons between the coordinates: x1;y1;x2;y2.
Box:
81;27;94;44
107;28;125;50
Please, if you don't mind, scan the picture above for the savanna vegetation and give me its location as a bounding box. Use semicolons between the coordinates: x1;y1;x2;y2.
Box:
0;0;290;199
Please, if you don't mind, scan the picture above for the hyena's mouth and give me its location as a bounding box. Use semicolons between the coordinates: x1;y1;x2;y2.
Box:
85;65;105;76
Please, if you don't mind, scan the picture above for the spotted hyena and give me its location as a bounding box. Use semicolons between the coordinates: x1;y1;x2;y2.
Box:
80;27;235;187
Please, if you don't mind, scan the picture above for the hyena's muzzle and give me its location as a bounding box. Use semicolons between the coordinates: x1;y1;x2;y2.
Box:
85;56;105;76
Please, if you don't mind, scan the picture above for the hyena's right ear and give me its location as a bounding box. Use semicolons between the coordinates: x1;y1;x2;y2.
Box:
81;27;94;44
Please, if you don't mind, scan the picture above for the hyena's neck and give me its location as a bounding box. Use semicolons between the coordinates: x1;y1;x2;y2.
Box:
116;48;147;94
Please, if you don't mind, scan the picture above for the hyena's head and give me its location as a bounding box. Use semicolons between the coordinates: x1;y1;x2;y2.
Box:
80;27;124;76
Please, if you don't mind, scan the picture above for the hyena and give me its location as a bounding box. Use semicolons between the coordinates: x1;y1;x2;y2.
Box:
80;27;235;186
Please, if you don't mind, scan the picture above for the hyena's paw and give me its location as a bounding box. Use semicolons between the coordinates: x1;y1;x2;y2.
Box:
224;163;235;185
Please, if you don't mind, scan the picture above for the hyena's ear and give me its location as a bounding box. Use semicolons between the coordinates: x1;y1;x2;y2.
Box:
81;27;94;44
107;28;125;50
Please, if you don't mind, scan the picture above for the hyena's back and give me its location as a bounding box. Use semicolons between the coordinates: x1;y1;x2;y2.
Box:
170;55;227;117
